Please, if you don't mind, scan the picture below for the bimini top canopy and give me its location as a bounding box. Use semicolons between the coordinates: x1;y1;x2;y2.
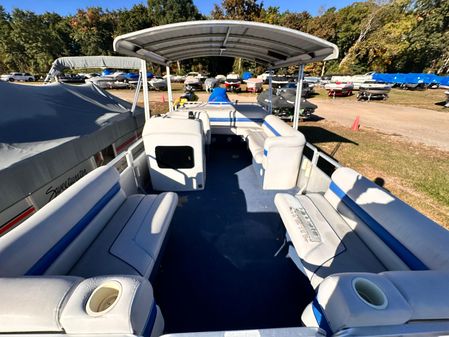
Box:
113;20;339;68
45;56;143;82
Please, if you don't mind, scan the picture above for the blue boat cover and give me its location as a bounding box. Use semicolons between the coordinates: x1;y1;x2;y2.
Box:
208;87;231;103
372;72;449;85
242;71;253;80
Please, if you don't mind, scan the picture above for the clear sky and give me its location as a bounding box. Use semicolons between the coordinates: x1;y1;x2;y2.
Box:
1;0;358;16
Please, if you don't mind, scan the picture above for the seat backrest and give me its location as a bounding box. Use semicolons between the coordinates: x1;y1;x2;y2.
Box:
325;167;449;271
0;166;126;276
167;110;211;145
262;115;298;137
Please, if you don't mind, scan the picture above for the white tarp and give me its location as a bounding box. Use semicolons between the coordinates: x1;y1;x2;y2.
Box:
0;81;144;210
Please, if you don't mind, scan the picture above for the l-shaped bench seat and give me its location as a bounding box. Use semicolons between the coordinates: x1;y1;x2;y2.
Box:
0;165;178;278
244;115;306;190
275;167;449;288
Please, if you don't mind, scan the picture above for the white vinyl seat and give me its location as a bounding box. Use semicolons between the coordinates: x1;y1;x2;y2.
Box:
275;167;449;288
0;275;164;337
167;110;211;145
245;115;306;189
0;166;178;279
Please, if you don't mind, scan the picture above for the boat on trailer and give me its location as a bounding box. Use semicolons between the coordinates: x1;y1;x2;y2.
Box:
324;82;354;97
2;20;449;337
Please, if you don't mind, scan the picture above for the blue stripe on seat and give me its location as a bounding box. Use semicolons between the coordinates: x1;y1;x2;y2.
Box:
263;149;268;156
262;121;281;136
26;183;121;275
312;298;332;336
329;181;428;270
142;302;157;337
209;117;264;123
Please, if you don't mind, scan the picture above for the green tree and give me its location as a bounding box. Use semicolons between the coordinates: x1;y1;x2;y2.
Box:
406;0;449;73
111;4;151;36
280;11;312;32
0;6;11;73
148;0;202;26
211;0;263;20
6;9;66;73
69;7;115;56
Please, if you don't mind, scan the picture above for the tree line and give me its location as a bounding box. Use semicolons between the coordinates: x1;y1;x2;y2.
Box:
0;0;447;76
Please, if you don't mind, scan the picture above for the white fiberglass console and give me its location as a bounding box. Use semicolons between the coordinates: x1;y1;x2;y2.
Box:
143;116;206;191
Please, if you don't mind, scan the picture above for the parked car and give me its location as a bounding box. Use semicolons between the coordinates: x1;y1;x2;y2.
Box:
1;72;35;82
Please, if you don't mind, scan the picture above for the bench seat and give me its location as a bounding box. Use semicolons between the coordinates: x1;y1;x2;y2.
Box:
0;166;178;279
275;193;385;287
275;167;449;288
245;115;306;190
70;193;176;278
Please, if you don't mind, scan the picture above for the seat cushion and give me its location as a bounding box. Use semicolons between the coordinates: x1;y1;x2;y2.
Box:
247;130;267;164
70;192;178;278
275;192;385;287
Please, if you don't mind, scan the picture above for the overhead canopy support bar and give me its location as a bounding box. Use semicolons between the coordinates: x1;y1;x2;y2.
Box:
166;64;173;113
223;27;231;47
293;64;305;130
268;69;273;114
131;72;142;115
141;59;150;121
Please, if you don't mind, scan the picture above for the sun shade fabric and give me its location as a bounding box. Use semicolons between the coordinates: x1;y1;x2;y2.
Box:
113;20;338;68
45;56;142;81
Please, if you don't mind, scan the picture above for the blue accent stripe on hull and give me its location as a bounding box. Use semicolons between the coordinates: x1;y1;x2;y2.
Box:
329;181;428;270
26;183;121;275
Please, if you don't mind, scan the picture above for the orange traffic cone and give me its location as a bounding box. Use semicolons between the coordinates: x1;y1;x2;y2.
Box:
351;116;360;131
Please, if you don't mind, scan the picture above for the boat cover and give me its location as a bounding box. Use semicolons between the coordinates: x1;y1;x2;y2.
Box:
208;88;231;103
373;73;449;85
242;72;253;80
0;81;144;210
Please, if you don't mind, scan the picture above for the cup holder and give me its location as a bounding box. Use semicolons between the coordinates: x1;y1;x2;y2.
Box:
86;281;122;316
352;277;388;309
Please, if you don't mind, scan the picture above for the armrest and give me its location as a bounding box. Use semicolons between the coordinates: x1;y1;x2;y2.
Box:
0;276;82;333
60;275;157;335
264;135;305;152
314;273;412;333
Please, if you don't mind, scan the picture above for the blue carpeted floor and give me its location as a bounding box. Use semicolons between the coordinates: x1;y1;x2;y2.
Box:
154;135;314;333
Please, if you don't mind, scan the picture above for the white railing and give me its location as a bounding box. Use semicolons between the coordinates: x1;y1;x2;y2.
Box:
298;142;342;194
108;139;148;196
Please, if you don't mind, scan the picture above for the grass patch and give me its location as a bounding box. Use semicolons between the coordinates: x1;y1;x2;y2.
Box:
299;120;449;229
